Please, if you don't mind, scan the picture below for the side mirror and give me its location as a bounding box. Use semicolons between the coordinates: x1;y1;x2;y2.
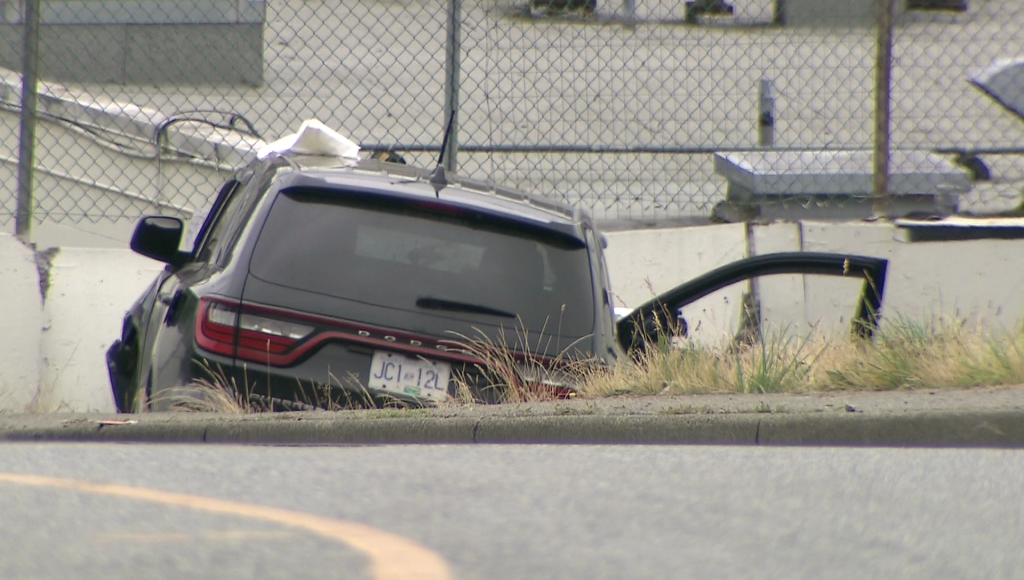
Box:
131;216;187;267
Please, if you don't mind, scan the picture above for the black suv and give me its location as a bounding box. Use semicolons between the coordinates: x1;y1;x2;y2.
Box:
107;150;888;411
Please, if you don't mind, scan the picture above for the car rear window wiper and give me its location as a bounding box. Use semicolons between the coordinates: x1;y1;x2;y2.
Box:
415;297;516;318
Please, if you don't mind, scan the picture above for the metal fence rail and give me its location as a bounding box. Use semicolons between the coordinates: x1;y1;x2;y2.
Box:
1;0;1022;239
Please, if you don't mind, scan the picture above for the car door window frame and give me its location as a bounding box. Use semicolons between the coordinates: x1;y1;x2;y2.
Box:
192;179;244;263
191;168;263;266
212;171;274;268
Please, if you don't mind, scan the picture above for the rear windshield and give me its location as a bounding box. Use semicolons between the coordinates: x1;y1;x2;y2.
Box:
249;188;596;337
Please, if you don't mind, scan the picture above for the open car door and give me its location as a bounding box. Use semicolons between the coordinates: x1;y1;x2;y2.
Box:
615;252;889;353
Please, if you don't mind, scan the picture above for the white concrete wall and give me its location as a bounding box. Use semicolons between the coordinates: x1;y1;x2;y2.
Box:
605;223;749;344
749;222;809;337
1;221;1022;412
608;221;1024;344
37;249;163;412
801;222;1024;334
747;221;1024;338
0;234;42;412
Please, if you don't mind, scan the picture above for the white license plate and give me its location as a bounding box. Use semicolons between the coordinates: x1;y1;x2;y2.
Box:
368;351;451;402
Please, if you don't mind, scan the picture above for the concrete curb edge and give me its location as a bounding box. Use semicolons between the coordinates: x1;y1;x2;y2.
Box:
2;411;1023;447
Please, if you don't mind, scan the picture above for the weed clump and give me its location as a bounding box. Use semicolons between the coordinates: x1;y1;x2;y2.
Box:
579;316;1024;396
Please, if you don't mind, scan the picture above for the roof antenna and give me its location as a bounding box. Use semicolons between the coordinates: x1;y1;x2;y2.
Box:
429;108;455;196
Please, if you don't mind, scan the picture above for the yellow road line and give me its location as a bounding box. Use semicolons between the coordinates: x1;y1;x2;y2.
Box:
0;473;452;580
93;530;294;544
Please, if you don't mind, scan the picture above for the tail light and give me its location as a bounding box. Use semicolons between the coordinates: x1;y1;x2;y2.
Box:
194;297;516;373
196;298;314;363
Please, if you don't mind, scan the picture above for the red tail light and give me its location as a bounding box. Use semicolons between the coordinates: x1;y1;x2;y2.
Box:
196;298;314;363
194;297;493;369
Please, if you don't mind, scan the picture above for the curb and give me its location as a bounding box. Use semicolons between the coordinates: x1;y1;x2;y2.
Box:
2;410;1023;447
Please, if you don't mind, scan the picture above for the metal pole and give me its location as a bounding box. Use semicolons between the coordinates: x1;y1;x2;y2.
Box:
758;77;775;147
442;0;462;174
872;0;895;218
16;0;42;242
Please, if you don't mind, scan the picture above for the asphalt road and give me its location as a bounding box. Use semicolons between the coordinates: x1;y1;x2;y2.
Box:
1;443;1022;579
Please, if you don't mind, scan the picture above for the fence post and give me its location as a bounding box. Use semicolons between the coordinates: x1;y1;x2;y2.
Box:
758;77;775;147
16;0;41;242
442;0;462;174
872;0;895;217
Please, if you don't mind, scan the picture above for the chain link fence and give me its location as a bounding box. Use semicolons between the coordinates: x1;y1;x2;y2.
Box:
1;0;1022;240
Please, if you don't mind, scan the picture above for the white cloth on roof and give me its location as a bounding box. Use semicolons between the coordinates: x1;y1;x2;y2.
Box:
257;119;361;160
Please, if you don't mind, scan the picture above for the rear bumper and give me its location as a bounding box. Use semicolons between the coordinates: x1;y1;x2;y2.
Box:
184;342;497;409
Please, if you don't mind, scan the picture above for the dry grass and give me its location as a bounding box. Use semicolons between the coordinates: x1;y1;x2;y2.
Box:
446;319;597;405
160;316;1024;413
151;379;249;413
147;363;249;413
156;362;419;413
580;316;1024;397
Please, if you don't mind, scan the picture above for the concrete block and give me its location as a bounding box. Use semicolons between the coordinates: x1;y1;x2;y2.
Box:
0;234;42;412
4;0;265;25
717;150;971;198
42;25;127;85
779;0;908;26
801;221;1024;334
0;3;265;86
605;223;748;345
39;249;163;412
124;24;264;86
0;25;126;85
887;238;1024;332
0;74;263;166
714;150;970;221
0;101;239;248
800;222;898;335
749;222;809;337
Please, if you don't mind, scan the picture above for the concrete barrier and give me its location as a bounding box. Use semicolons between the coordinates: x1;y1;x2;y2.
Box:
802;221;1024;333
604;223;749;344
37;249;164;413
1;221;1022;412
749;221;1024;337
0;234;42;412
0;1;266;86
605;220;1024;343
